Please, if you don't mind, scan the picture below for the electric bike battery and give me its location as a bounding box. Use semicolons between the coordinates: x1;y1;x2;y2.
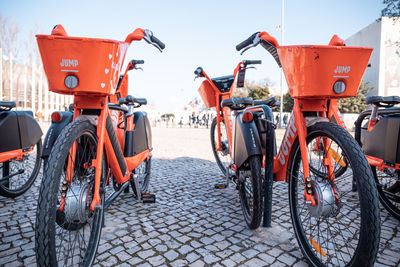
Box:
124;112;152;157
362;116;400;164
0;111;42;153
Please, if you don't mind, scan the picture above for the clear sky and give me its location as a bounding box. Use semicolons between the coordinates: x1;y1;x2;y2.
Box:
0;0;384;113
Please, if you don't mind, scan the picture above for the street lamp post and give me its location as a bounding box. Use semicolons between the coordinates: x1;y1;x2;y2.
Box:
279;0;285;128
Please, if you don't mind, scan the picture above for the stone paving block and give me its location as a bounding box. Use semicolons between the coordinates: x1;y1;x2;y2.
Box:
147;255;165;266
186;252;201;263
164;250;179;261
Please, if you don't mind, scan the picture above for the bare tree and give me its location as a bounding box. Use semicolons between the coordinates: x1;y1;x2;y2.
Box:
0;14;21;58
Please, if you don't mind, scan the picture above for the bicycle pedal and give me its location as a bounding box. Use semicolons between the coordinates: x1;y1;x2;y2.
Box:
214;183;227;189
142;194;156;203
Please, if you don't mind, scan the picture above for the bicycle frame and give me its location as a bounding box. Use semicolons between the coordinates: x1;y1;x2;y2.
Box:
64;95;151;211
201;62;246;154
0;147;34;163
43;28;161;212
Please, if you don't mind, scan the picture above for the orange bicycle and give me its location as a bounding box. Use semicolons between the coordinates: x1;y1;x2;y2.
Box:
195;61;279;229
35;25;165;266
232;31;381;266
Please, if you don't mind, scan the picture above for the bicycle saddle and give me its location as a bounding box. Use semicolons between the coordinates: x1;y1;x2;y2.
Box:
366;96;400;107
0;101;16;109
254;97;278;107
221;97;253;110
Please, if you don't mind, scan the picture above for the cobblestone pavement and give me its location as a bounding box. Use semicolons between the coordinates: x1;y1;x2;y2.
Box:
0;126;399;266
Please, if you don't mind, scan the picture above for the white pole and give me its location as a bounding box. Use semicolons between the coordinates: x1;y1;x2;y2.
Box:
44;74;49;120
0;47;2;101
9;53;13;101
31;58;36;114
279;0;285;128
38;66;43;116
23;65;27;108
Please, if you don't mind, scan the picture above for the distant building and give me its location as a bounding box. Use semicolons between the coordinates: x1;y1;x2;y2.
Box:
345;17;400;96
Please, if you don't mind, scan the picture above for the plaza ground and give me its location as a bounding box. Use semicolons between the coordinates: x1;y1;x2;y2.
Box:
0;126;399;266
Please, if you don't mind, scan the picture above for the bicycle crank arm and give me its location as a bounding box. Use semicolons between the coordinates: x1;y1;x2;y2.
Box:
104;181;130;210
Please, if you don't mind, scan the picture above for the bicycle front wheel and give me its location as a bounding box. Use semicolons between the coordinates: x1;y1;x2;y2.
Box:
288;122;380;266
210;117;231;175
36;120;105;267
0;140;42;198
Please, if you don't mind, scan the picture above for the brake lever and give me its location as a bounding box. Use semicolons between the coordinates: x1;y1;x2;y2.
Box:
143;29;163;52
240;35;261;55
151;42;163;53
134;67;144;71
244;66;256;70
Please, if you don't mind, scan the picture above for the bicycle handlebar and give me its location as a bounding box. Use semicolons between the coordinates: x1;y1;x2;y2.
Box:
125;28;165;52
194;67;203;76
125;28;145;44
149;34;165;49
131;59;144;65
236;32;260;51
243;60;262;65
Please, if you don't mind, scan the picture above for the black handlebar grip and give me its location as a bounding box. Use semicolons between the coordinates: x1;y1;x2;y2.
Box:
236;32;260;51
150;35;166;49
135;98;147;105
131;59;144;65
243;60;262;65
194;67;203;76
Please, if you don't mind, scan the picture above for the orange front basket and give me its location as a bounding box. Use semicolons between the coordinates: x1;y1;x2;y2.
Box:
36;35;129;95
198;80;217;108
278;45;372;98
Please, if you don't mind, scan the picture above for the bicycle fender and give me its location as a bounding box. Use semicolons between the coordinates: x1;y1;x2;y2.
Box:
42;111;73;158
234;113;262;168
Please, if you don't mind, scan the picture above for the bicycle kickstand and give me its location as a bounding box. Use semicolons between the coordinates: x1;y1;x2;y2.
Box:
132;173;156;203
214;168;230;189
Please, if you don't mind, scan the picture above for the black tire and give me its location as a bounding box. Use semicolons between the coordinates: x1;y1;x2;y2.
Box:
238;156;262;229
372;166;400;220
0;140;42;198
36;120;105;267
210;117;231;175
288;122;380;267
136;157;151;193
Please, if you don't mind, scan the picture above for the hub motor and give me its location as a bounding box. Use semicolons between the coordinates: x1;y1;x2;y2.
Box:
308;179;335;218
64;183;92;224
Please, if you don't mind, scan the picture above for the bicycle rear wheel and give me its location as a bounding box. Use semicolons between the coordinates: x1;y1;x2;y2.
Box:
36;120;104;267
288;122;380;266
210;117;231;175
238;156;262;229
0;140;42;198
373;166;400;220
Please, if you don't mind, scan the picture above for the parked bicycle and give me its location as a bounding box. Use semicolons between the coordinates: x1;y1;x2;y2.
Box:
204;31;380;266
354;95;400;220
195;61;279;229
35;25;165;266
0;101;42;198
